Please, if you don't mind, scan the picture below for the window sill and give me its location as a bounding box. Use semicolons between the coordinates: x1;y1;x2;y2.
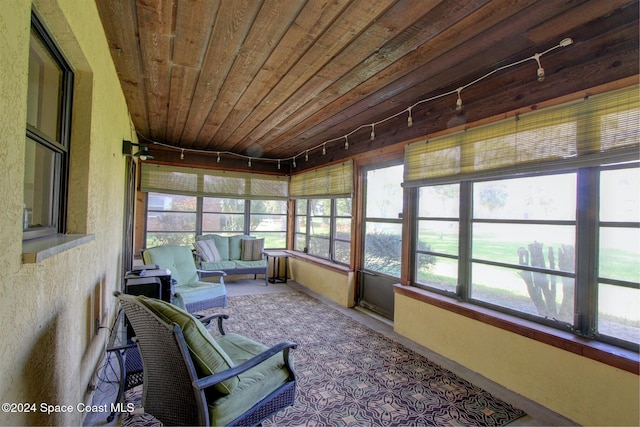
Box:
394;284;639;375
285;251;352;275
22;234;95;263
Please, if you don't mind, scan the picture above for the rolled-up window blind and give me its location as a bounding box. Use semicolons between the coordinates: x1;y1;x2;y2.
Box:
404;85;639;186
289;160;353;198
140;164;289;200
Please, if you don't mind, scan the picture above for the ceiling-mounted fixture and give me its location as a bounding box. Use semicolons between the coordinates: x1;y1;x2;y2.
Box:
122;140;154;160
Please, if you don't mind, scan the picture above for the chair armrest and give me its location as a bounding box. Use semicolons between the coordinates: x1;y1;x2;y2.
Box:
196;269;227;276
196;269;227;284
106;341;137;352
198;313;229;335
193;341;298;390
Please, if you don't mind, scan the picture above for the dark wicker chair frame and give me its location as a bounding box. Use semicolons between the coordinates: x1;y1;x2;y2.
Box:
116;292;297;426
105;341;143;422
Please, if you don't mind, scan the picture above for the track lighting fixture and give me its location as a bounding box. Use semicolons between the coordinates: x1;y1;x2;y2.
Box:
122;140;154;160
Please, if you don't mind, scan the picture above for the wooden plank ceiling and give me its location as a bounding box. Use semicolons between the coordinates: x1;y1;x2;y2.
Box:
96;0;639;172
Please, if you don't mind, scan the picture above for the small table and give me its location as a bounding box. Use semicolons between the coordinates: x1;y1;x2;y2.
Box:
264;251;289;284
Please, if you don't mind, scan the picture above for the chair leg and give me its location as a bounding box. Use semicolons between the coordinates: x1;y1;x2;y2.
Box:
106;350;126;422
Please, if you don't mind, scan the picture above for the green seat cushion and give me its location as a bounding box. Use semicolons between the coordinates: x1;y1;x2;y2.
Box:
174;280;226;306
209;333;291;426
137;296;239;394
200;260;237;271
233;259;267;269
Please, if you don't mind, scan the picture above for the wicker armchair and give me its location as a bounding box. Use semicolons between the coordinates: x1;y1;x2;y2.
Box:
141;245;227;312
115;292;297;426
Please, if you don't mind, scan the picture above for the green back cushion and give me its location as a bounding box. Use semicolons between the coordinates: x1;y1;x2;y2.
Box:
229;235;253;260
210;235;231;260
143;245;198;285
137;296;239;394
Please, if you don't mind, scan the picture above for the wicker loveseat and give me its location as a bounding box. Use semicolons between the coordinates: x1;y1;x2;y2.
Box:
194;234;268;284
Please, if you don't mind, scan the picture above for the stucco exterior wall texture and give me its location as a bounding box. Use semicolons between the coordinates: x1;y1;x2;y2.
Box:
0;1;132;425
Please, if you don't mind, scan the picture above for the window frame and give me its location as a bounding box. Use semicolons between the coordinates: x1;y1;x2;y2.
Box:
144;193;288;249
23;13;74;241
294;197;352;265
412;163;639;352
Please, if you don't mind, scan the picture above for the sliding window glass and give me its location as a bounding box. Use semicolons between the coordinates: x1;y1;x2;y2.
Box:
294;201;307;252
334;198;352;264
24;15;73;240
416;184;459;294
470;174;576;324
597;166;639;346
202;197;244;235
145;194;288;249
249;200;287;248
146;193;197;247
294;198;351;264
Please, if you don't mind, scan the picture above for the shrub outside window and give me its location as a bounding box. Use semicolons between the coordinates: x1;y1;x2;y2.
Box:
146;193;197;247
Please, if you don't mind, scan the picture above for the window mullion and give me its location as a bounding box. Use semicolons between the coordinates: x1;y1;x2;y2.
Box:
195;197;203;236
458;181;472;301
574;167;599;337
305;200;311;251
330;199;336;261
244;200;251;234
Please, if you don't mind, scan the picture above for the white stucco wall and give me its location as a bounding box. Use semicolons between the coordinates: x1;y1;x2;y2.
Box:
0;1;134;424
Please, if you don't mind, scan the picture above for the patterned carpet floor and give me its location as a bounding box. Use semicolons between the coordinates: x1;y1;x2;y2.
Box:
124;290;526;426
